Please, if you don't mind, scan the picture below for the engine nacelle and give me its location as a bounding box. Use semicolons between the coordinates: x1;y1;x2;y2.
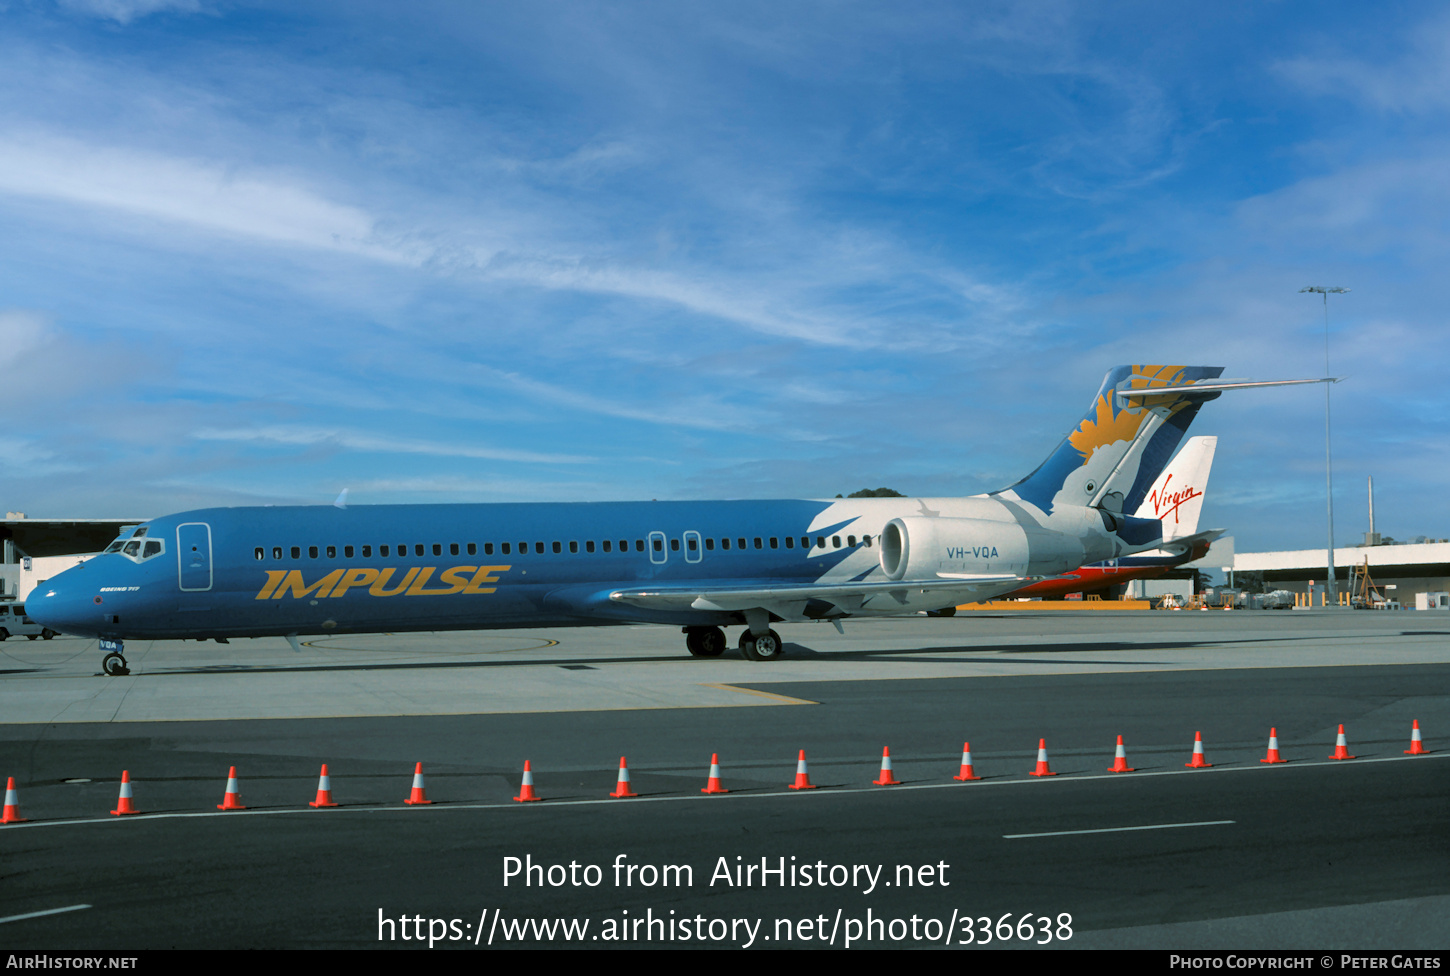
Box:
878;516;1087;580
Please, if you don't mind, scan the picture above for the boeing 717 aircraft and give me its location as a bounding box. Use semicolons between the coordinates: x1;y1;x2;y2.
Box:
28;365;1320;675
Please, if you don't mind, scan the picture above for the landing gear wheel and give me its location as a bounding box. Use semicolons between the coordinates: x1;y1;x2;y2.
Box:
102;652;130;677
41;629;55;640
739;628;784;662
685;626;727;658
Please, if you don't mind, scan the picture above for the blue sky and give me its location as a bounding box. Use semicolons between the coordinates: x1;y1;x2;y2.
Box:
0;1;1445;553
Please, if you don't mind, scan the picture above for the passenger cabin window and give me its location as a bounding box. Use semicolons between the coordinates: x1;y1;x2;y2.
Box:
501;543;511;555
466;543;475;556
433;544;442;556
309;546;319;559
451;543;459;556
704;538;713;551
848;535;857;547
721;538;730;550
652;538;663;552
291;546;301;559
669;538;679;552
769;537;778;549
585;541;594;553
415;545;425;557
535;542;544;554
327;546;336;558
832;536;841;548
602;540;612;552
482;543;492;555
273;547;282;559
362;545;372;557
345;546;355;558
754;538;763;549
255;548;265;560
553;541;562;554
784;537;793;549
380;545;390;557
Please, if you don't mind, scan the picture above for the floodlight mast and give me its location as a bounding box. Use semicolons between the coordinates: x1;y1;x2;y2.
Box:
1300;285;1349;606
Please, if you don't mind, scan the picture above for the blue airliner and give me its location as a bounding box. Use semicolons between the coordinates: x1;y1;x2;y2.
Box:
28;365;1322;675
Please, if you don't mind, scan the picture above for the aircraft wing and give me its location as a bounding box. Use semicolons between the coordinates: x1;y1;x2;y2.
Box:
609;574;1031;619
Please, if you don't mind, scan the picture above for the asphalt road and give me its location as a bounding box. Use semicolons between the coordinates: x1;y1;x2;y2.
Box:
3;659;1447;949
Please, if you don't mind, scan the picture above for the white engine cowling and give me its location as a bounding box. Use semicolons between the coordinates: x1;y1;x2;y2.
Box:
878;516;1085;580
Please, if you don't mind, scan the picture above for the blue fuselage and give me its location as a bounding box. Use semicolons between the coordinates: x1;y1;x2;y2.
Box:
29;499;875;640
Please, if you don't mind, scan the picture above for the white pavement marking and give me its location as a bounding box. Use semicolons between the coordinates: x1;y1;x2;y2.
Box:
1003;820;1235;839
0;904;92;925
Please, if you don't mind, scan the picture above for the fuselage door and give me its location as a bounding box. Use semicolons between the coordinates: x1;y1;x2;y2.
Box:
683;530;702;564
177;522;213;592
648;530;668;565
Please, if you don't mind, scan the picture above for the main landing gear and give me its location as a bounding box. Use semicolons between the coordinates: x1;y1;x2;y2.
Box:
739;628;784;662
682;625;785;661
684;626;727;658
102;651;130;676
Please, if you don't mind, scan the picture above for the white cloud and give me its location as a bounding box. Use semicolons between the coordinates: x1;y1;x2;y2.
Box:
190;426;594;465
0;131;421;262
56;0;202;25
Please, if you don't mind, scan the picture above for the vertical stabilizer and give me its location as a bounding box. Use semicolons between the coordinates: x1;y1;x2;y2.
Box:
1132;436;1216;540
998;365;1225;515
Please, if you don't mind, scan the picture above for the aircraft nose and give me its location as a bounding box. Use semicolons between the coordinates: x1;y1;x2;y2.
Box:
26;573;102;638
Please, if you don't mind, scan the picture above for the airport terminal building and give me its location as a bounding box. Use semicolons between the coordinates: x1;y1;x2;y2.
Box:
1232;538;1450;606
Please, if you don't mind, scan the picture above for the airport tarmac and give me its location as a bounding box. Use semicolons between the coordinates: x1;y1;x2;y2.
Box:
1;610;1447;950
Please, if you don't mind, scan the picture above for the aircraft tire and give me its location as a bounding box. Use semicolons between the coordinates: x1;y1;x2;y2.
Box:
686;627;726;657
739;629;784;662
102;652;130;677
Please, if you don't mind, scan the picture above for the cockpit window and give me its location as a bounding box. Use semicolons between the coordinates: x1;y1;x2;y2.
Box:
114;535;165;564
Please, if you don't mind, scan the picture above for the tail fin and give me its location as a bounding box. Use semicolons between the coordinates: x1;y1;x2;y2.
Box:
1132;436;1216;539
998;365;1225;515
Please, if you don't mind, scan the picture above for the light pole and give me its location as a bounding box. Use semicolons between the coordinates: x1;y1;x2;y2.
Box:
1300;285;1349;606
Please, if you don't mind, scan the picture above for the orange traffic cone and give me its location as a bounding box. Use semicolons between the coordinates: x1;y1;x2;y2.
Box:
1328;724;1356;760
514;760;542;802
1260;728;1286;764
217;766;246;810
953;742;981;781
872;747;901;786
110;770;139;815
1029;739;1057;777
701;754;728;794
404;762;433;805
1185;732;1212;768
1107;735;1135;773
788;750;817;790
609;757;638;798
309;764;339;808
1405;720;1428;755
2;777;26;824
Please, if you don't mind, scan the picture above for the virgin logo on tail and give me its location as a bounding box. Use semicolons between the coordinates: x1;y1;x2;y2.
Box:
1148;474;1202;526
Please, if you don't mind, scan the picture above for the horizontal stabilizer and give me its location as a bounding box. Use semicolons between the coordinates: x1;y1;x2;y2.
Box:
1157;528;1226;558
1117;377;1338;404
